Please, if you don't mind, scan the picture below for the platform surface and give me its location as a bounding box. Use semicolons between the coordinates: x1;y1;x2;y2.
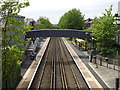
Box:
16;38;50;89
62;38;103;89
66;38;119;89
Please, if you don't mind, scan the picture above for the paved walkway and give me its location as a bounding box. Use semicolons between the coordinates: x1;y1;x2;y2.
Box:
67;39;119;89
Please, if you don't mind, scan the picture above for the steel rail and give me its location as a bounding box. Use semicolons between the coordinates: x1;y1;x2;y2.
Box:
56;38;66;89
35;46;50;89
27;38;51;90
55;38;63;89
50;57;54;89
38;38;53;89
61;38;82;89
53;38;56;89
58;38;68;89
51;38;57;89
60;38;82;89
27;38;88;89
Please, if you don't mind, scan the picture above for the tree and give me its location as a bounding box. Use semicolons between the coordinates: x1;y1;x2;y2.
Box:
58;8;85;30
0;0;31;88
34;17;53;29
88;6;118;57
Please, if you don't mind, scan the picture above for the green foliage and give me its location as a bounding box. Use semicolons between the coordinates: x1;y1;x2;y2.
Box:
88;6;118;57
1;0;31;88
34;17;53;29
115;55;120;60
58;8;85;29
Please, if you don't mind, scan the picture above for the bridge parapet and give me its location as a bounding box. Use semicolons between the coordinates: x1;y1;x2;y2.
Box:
25;29;92;39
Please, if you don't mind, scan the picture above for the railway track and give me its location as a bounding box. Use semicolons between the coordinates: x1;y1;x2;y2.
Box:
28;38;89;89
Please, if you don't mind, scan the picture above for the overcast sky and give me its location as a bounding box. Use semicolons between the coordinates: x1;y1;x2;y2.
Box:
19;0;120;24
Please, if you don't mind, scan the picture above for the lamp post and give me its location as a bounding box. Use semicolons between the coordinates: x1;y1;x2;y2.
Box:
116;30;120;90
85;32;89;50
92;36;98;68
116;30;120;66
116;30;120;46
91;36;98;68
85;31;93;62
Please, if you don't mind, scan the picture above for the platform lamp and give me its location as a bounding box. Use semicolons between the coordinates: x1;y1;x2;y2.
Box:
116;30;120;90
116;30;120;60
85;32;89;50
85;31;90;50
85;31;92;62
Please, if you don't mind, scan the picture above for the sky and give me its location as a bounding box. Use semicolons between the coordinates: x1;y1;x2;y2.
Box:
19;0;120;24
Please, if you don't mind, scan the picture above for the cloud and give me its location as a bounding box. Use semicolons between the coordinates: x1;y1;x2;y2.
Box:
19;0;119;24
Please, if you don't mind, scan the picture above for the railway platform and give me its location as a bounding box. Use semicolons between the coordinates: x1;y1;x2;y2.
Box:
21;38;47;76
16;37;116;89
16;38;50;89
67;38;119;89
62;38;102;88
